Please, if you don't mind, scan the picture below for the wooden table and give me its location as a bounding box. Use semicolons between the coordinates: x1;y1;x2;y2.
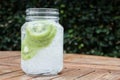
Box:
0;51;120;80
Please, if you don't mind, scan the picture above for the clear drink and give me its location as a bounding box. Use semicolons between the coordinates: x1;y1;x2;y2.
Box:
21;8;63;75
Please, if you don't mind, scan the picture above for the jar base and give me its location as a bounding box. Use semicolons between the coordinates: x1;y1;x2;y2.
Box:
26;72;58;77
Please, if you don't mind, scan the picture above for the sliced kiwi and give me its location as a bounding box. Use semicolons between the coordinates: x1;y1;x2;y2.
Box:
26;24;52;41
21;40;39;60
21;21;57;60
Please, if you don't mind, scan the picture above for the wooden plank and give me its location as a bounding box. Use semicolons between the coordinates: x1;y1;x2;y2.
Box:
0;51;20;59
64;62;120;71
0;56;20;63
5;75;33;80
0;52;20;67
0;57;20;67
0;65;21;75
64;54;120;60
51;68;95;80
0;70;24;80
97;71;120;80
75;70;110;80
64;54;120;66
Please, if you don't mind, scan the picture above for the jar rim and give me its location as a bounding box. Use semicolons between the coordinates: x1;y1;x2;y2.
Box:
26;8;59;21
26;8;59;16
26;8;59;12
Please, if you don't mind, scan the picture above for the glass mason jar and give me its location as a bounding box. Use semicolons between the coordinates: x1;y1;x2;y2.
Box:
21;8;63;75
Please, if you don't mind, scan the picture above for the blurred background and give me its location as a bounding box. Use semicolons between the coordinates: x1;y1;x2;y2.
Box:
0;0;120;57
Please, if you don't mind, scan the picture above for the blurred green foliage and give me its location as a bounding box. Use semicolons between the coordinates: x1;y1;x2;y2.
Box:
0;0;120;57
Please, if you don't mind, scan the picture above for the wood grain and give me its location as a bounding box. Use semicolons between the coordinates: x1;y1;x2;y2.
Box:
0;51;120;80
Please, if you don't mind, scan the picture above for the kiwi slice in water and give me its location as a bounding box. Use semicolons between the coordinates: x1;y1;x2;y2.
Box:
21;21;57;60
